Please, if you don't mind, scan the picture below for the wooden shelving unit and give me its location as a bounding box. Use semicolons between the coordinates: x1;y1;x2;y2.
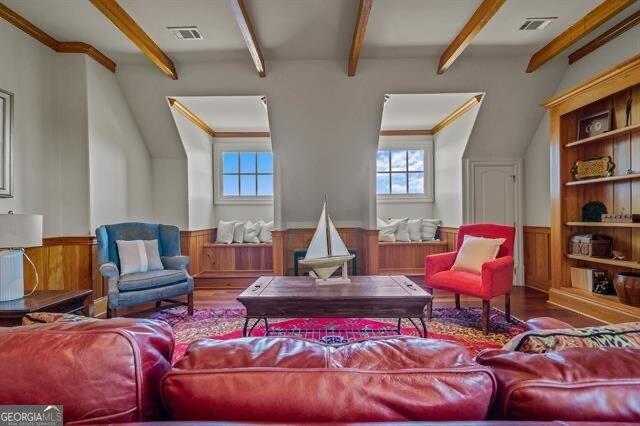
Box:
544;54;640;324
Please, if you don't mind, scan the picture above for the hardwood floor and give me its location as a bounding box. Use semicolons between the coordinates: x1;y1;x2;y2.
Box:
131;281;602;328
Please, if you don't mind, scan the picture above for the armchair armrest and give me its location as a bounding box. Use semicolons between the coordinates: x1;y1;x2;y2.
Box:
425;251;458;283
480;256;514;299
162;255;191;271
99;262;119;279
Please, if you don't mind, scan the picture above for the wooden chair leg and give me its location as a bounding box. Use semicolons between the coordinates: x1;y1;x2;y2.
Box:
107;308;116;319
505;293;511;322
482;300;490;335
454;293;461;309
187;292;194;316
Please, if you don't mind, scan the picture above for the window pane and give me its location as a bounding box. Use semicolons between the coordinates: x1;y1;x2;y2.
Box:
376;173;390;194
391;173;407;194
408;172;424;194
376;150;389;172
223;152;239;173
391;150;406;171
240;175;256;196
257;174;273;196
408;150;424;171
223;174;239;196
257;152;273;173
240;152;256;173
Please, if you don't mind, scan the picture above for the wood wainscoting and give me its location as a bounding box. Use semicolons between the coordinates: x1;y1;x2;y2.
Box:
523;226;552;292
180;228;216;276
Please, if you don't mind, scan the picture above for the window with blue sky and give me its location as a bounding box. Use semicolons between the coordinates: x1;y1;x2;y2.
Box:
376;149;424;195
222;151;273;196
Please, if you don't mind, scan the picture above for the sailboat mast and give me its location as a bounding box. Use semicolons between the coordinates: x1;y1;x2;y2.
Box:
325;195;332;257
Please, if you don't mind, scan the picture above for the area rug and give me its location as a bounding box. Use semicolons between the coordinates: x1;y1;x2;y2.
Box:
150;306;526;364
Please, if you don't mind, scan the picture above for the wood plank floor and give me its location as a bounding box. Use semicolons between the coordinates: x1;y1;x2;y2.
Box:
131;283;602;328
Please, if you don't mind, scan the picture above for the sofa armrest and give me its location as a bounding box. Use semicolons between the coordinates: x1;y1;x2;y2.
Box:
480;256;514;300
525;317;575;331
425;251;457;284
162;255;191;271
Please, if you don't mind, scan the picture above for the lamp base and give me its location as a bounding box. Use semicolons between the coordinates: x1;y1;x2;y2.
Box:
0;249;25;301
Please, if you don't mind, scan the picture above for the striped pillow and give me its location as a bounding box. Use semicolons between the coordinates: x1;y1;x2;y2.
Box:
117;240;164;275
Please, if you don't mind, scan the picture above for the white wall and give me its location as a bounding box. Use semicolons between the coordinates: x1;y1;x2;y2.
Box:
117;56;566;230
152;158;188;229
523;25;640;226
86;57;153;231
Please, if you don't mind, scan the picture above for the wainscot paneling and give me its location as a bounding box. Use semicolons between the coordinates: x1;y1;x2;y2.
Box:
439;227;459;252
180;228;216;276
378;241;449;276
523;226;552;292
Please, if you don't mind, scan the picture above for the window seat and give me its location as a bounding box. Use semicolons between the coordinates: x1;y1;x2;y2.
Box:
196;242;273;289
377;239;449;276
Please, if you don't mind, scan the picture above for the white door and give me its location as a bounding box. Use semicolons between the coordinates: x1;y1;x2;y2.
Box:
470;162;522;285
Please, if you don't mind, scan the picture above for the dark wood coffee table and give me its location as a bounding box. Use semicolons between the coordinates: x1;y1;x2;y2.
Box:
237;275;432;337
0;289;93;326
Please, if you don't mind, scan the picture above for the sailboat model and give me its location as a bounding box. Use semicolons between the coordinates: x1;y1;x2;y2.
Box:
298;199;355;285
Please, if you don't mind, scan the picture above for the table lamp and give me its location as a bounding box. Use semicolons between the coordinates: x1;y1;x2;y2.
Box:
0;212;43;301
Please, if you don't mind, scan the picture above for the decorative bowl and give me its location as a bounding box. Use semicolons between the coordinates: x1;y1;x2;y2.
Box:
614;272;640;307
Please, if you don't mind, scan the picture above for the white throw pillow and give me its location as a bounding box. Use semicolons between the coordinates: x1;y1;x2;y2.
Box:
421;221;439;241
233;222;245;243
377;218;398;242
393;218;411;242
258;220;274;243
215;220;236;244
408;219;423;241
452;235;506;274
243;220;262;243
143;239;164;271
117;240;149;275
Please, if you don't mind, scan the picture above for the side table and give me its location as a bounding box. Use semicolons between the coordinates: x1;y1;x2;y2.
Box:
0;289;93;326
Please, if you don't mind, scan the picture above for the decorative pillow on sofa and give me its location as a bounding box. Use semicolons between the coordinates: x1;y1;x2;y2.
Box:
22;312;99;326
392;218;410;242
421;219;441;241
116;239;164;275
408;219;422;241
503;322;640;354
452;235;505;274
233;222;245;243
258;220;274;243
215;220;236;244
243;220;261;243
144;240;164;271
377;218;397;242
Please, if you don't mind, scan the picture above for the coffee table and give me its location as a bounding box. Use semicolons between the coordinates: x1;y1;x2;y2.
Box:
237;275;432;338
0;289;93;326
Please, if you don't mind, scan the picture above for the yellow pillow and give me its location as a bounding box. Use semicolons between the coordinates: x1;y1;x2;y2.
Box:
452;235;505;274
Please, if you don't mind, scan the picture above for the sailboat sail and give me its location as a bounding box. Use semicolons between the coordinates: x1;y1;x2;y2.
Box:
328;216;349;256
305;204;329;260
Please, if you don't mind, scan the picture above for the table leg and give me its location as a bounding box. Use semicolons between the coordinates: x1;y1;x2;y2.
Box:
420;317;428;338
396;318;402;334
243;317;250;337
264;318;269;335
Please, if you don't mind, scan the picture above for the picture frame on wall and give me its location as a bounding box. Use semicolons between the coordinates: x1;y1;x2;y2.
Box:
577;110;611;140
0;88;13;198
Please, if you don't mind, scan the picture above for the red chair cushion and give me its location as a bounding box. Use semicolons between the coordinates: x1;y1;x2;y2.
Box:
429;270;483;297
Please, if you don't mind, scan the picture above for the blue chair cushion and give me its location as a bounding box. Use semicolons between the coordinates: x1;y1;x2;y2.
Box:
118;270;187;292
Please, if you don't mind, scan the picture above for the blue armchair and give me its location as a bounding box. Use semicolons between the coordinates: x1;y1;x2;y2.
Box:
96;222;194;318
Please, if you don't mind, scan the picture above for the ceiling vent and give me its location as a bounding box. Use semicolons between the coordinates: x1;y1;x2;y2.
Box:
519;17;556;31
168;26;203;40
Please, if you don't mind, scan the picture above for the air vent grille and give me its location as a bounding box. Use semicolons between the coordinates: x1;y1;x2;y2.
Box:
519;17;556;31
168;26;203;40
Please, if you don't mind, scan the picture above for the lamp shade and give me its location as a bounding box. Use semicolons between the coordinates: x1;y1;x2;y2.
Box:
0;214;43;248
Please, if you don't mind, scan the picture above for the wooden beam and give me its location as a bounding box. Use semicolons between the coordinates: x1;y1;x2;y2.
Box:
379;129;433;137
348;0;374;77
58;42;117;72
230;0;266;77
214;131;270;138
527;0;636;73
437;0;505;74
432;95;483;134
168;98;216;137
90;0;177;79
0;3;116;73
568;9;640;65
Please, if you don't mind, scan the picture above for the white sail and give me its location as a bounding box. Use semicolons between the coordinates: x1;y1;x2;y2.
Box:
328;215;349;256
304;203;329;260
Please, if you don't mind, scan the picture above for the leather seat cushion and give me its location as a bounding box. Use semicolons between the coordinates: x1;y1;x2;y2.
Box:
477;347;640;421
429;270;483;296
119;269;187;292
162;337;496;422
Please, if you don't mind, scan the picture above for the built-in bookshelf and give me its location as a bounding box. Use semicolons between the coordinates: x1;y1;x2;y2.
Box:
544;54;640;323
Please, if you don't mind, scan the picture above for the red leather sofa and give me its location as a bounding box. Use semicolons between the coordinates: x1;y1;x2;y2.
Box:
1;316;639;424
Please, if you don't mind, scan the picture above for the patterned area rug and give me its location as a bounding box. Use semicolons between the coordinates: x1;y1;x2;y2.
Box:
150;306;526;364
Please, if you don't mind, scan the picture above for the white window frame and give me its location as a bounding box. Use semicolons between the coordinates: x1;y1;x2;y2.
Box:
213;141;274;205
376;138;434;203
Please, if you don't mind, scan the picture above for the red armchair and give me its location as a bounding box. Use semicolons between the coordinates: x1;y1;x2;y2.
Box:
425;223;515;334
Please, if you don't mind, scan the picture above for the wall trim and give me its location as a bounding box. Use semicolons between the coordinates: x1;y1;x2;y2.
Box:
43;236;96;246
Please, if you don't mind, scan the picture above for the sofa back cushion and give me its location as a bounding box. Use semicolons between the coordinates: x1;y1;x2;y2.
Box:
0;318;174;424
477;347;640;421
162;337;496;422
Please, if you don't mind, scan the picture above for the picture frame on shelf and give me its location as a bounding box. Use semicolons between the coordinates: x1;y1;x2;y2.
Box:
0;88;13;198
577;110;611;140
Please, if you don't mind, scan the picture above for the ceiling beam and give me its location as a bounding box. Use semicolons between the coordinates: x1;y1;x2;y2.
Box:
230;0;266;77
214;131;271;138
379;129;432;137
0;3;116;72
437;0;505;74
432;95;483;134
90;0;177;79
527;0;636;73
568;9;640;65
168;98;215;137
348;0;374;77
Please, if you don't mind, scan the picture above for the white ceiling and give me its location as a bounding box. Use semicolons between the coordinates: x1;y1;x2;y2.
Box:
3;0;640;64
380;93;481;130
174;95;270;132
